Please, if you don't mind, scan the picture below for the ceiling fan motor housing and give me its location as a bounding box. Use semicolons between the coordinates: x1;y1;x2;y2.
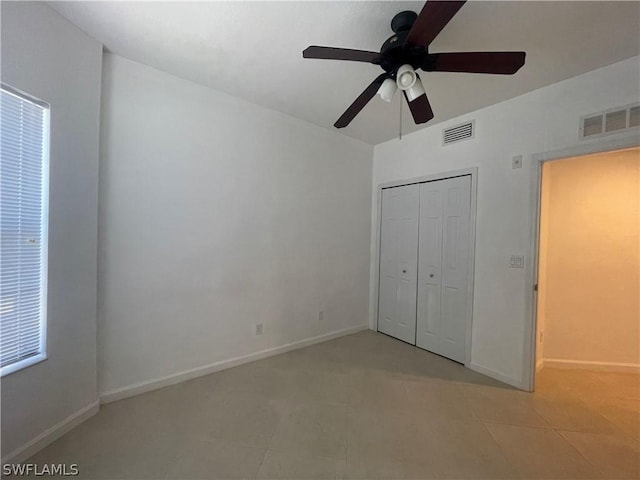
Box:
378;11;428;75
390;10;417;33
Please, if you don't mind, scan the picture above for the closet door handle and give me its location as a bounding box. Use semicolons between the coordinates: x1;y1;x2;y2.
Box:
429;273;434;278
402;269;407;274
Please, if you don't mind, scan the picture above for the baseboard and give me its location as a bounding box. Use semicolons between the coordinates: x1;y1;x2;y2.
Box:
100;324;369;404
536;358;545;372
543;358;640;373
468;362;524;390
1;400;99;464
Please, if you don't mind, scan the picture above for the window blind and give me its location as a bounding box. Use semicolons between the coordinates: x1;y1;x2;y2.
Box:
0;86;48;375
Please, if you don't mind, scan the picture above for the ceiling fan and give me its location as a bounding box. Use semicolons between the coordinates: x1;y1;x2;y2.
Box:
302;0;526;129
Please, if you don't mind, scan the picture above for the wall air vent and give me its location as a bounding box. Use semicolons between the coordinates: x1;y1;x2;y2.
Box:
605;109;627;132
443;120;474;146
580;103;640;139
582;114;604;137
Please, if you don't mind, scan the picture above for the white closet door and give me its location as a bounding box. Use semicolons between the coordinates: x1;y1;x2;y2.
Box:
417;175;471;362
378;184;419;344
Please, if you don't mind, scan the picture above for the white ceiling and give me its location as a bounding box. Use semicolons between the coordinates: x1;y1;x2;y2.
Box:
49;1;640;145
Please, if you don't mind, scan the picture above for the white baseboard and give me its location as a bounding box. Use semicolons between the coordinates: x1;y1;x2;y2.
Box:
468;362;524;390
543;358;640;373
536;358;545;372
1;400;99;464
100;324;369;404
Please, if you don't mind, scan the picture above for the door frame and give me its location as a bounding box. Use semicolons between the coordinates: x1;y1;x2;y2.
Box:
373;167;478;367
524;133;640;392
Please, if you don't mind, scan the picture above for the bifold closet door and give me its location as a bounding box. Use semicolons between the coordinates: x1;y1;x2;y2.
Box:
416;175;471;363
378;184;419;344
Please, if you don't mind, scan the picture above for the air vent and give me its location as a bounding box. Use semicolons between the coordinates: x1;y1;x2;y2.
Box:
605;110;627;132
443;120;474;145
582;115;603;137
580;103;639;139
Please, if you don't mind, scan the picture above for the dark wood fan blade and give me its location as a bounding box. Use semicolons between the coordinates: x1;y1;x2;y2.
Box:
303;46;379;63
404;91;434;124
428;52;526;74
405;1;466;48
335;74;388;128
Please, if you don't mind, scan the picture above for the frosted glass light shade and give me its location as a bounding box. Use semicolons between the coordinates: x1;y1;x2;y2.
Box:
406;77;426;102
396;64;417;91
377;78;398;103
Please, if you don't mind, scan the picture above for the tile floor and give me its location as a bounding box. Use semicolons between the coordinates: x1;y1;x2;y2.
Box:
24;331;640;479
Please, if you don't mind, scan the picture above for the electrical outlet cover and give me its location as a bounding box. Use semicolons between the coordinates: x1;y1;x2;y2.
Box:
512;155;523;169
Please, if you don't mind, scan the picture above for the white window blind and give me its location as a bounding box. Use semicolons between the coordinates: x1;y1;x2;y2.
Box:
0;86;49;376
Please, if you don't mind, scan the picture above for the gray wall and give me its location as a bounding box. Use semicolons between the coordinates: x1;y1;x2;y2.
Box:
98;54;373;395
1;2;102;458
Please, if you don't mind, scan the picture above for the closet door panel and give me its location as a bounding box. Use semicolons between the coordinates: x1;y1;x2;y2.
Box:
439;176;471;362
417;176;471;363
378;184;419;344
417;182;444;351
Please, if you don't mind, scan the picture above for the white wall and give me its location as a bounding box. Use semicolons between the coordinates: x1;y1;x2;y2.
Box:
1;2;102;459
98;54;373;396
371;56;640;389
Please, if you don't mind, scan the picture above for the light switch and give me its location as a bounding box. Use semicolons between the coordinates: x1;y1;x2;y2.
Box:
509;255;524;268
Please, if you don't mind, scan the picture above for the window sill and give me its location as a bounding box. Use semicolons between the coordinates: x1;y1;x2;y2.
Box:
0;353;47;378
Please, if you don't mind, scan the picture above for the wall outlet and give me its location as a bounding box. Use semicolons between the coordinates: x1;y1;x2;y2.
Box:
318;311;324;321
509;255;525;268
255;323;263;335
512;155;523;169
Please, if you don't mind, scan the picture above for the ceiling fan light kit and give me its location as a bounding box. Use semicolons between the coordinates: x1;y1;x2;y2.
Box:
377;78;398;103
406;76;426;103
302;0;526;130
396;64;418;90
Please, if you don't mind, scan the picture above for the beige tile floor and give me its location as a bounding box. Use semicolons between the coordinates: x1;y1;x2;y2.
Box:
24;331;640;479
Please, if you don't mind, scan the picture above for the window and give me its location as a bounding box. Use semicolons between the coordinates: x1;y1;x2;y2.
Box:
0;85;49;376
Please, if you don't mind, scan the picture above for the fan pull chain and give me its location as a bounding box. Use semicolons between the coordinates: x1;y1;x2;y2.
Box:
399;95;403;140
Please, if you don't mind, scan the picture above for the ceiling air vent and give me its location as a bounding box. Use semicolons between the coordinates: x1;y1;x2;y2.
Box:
580;103;640;139
443;120;474;145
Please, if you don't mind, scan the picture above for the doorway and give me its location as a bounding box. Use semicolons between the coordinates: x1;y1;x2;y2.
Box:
534;147;639;388
377;171;476;364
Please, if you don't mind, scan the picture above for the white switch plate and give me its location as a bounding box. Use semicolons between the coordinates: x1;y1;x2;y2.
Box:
255;323;263;335
318;311;324;321
509;255;525;268
512;155;523;169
